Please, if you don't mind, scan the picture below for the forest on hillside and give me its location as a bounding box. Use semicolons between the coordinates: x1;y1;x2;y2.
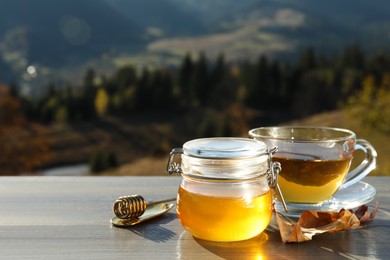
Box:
8;45;390;122
1;45;390;175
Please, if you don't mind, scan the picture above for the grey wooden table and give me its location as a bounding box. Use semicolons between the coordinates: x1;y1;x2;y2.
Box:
0;176;388;259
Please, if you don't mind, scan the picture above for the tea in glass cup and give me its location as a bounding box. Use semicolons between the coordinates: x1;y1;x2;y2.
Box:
249;127;377;204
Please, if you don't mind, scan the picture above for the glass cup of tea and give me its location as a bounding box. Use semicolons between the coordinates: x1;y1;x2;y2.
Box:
249;126;377;204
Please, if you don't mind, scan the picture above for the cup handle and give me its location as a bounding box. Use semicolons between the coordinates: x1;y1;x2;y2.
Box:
340;139;377;189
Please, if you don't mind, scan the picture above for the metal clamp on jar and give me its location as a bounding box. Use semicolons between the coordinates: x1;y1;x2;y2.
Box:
166;137;287;242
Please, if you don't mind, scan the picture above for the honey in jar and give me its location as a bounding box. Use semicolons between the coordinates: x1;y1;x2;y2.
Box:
177;179;272;241
167;137;279;242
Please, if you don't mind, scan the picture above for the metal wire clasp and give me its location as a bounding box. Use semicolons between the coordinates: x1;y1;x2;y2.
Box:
267;147;288;212
166;148;183;175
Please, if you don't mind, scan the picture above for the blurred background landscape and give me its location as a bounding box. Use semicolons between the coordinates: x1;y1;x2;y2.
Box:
0;0;389;176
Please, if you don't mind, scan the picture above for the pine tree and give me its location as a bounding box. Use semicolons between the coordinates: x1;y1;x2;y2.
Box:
116;65;137;90
342;44;365;70
135;68;152;111
298;47;317;71
247;55;269;109
179;53;195;107
81;68;97;120
193;52;209;106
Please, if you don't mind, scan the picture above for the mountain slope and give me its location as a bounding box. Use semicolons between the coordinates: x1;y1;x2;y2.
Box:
146;0;390;62
105;0;207;37
0;0;143;66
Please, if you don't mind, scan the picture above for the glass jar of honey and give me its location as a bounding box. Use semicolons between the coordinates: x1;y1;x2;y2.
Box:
166;137;281;242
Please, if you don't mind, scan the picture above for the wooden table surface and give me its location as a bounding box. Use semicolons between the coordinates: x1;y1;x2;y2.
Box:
0;176;388;259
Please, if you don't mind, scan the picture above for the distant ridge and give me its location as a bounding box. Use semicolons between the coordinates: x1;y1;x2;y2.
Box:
1;0;390;86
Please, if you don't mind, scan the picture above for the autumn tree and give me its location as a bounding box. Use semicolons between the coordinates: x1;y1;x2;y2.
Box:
94;87;109;116
347;73;390;134
0;85;51;175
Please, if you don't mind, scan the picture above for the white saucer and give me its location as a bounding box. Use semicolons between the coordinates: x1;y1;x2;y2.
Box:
274;181;376;218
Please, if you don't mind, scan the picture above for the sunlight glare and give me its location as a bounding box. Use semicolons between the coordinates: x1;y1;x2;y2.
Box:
27;65;37;77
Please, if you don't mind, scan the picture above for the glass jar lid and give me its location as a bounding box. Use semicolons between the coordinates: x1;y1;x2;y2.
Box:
166;137;288;211
183;137;268;159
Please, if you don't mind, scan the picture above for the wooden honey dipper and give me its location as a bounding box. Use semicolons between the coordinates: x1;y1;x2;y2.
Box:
113;195;176;219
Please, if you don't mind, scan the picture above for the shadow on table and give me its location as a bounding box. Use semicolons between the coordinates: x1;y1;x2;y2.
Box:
115;212;177;243
177;222;388;259
193;233;270;259
175;226;281;259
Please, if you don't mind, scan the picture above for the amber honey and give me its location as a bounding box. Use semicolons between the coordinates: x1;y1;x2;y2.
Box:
167;137;276;242
274;153;352;203
176;185;273;242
